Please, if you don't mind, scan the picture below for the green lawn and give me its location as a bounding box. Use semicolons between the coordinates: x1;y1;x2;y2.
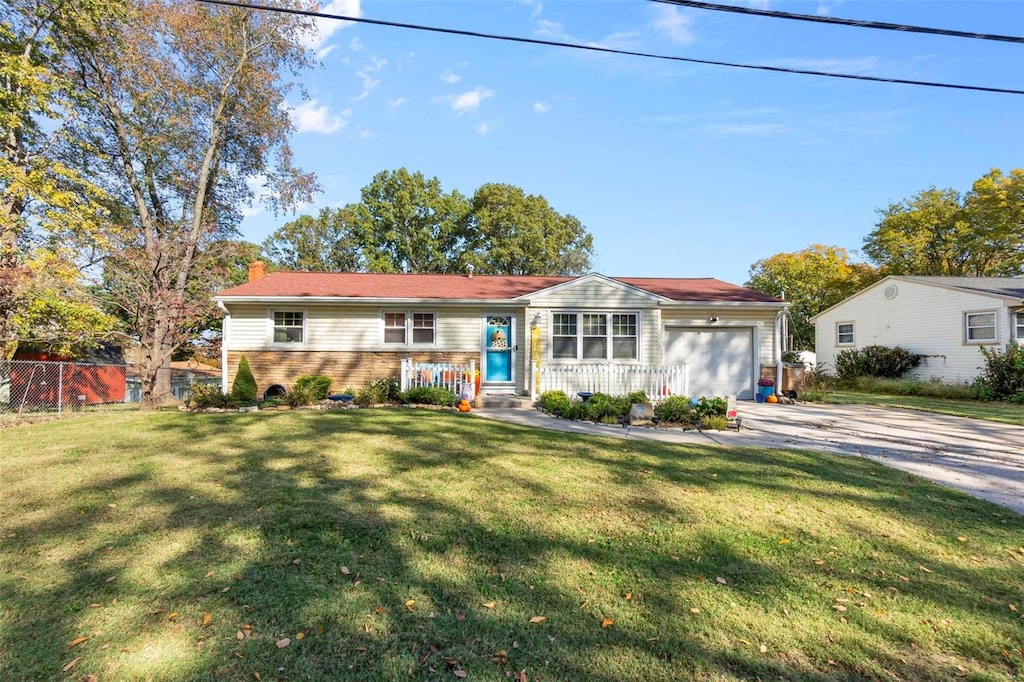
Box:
1;409;1022;681
804;391;1024;426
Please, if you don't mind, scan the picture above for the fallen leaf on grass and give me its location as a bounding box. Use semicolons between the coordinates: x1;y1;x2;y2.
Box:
204;570;214;578
759;644;767;654
276;638;290;648
957;536;967;542
406;600;416;611
454;670;467;678
482;601;495;609
528;616;546;623
236;630;246;641
689;608;701;614
832;605;847;612
104;576;116;583
202;613;212;627
601;617;614;628
68;636;90;647
715;577;727;585
62;657;83;672
168;612;179;621
625;592;633;600
493;649;509;664
918;565;933;573
340;566;350;575
737;638;751;646
254;673;262;681
296;631;305;640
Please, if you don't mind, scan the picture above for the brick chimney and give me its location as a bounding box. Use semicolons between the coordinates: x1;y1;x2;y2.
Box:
248;261;268;282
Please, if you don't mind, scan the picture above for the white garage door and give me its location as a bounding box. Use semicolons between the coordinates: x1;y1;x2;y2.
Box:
664;327;755;400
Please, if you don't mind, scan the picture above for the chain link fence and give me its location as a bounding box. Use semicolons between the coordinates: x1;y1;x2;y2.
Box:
1;360;130;422
1;360;224;424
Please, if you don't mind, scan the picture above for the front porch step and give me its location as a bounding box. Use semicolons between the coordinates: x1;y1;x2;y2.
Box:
479;394;534;409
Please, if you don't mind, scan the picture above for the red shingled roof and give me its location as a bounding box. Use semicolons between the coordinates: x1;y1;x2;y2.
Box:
216;272;782;303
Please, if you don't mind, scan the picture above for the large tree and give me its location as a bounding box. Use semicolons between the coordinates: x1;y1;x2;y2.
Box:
262;206;362;272
746;244;877;350
262;171;595;276
65;1;318;407
863;168;1024;277
353;168;471;273
1;1;121;358
464;183;593;276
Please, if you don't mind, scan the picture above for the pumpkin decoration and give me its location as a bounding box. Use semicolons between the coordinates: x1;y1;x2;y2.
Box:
458;398;472;412
766;393;779;404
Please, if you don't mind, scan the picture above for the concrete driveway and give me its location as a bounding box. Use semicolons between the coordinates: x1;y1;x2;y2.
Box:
476;402;1024;516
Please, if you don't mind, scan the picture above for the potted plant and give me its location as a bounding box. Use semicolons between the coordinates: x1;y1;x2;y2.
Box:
756;377;775;403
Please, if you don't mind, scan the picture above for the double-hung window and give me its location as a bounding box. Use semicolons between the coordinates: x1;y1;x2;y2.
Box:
965;311;996;343
383;312;435;345
1015;311;1024;342
272;311;304;344
836;322;854;346
550;312;639;361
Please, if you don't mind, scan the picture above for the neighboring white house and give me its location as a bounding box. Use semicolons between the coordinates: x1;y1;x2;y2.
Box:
812;276;1024;384
214;264;789;400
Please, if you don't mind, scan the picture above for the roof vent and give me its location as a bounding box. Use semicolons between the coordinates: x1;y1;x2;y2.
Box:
884;283;898;300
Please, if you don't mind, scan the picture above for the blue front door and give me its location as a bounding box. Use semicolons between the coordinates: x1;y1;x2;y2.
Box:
484;316;514;384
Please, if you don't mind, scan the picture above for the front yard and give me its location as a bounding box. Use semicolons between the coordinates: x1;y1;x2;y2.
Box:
803;391;1024;426
1;409;1021;681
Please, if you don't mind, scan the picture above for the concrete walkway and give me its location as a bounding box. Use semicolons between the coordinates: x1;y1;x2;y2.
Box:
473;402;1024;516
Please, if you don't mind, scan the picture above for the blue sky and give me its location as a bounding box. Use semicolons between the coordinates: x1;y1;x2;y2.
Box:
241;0;1024;286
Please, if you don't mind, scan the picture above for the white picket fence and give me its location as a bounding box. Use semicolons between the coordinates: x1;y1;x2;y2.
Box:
534;363;688;400
400;359;477;399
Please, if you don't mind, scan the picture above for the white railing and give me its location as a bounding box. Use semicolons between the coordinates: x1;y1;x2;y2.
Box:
533;363;688;401
400;359;477;399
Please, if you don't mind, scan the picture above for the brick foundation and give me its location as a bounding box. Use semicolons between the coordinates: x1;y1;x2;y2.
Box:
226;350;480;396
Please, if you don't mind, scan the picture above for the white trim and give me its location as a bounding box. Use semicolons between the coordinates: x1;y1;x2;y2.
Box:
547;309;642;363
268;308;307;347
379;308;437;348
217;301;230;393
518;273;671;303
836;321;855;346
964;309;998;344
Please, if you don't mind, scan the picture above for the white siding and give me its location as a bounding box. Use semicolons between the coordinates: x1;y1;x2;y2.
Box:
225;303;487;352
814;280;1012;383
530;280;660;308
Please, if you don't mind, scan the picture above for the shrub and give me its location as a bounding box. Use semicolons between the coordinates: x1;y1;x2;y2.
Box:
294;375;332;400
538;390;571;415
231;356;258;402
693;396;728;419
356;377;401;407
835;345;922;380
189;383;232;409
401;386;456;406
700;415;729;431
655;396;696;425
558;402;589;421
625;391;649;405
287;384;318;407
974;344;1024;401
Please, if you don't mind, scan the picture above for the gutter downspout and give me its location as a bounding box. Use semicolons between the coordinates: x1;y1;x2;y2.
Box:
774;308;785;396
217;300;230;394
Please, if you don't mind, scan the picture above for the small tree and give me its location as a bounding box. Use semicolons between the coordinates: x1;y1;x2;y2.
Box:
974;344;1024;401
231;356;257;402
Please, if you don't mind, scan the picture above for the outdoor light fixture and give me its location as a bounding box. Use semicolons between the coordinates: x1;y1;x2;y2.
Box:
708;316;720;324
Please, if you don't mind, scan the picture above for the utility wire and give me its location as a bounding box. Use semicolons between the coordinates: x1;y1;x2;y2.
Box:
195;0;1024;95
652;0;1024;44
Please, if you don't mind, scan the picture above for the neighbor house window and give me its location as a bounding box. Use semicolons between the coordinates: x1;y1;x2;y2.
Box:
1016;311;1024;341
550;312;639;361
965;312;996;343
272;311;304;344
836;322;854;346
383;312;435;345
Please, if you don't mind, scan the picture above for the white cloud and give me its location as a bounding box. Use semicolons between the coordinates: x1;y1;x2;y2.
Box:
747;0;772;9
536;19;640;51
302;0;363;57
816;0;843;16
534;20;573;42
651;5;694;45
532;101;551;114
349;36;364;51
287;100;349;134
352;56;387;102
440;69;463;85
388;97;407;109
475;119;501;135
451;87;494;114
316;45;336;61
771;56;879;74
520;0;543;18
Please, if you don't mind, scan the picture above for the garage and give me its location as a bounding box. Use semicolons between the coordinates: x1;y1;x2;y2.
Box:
664;327;755;400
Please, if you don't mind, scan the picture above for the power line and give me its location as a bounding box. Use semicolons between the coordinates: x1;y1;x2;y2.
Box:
652;0;1024;44
195;0;1024;95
